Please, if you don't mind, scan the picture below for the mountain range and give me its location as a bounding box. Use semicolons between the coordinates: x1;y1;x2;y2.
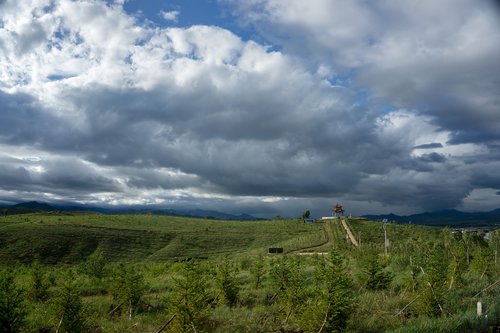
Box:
0;201;262;221
362;209;500;228
1;201;500;227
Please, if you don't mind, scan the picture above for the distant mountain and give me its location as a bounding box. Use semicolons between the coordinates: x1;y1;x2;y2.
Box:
1;201;262;220
0;201;60;215
11;201;59;211
362;209;500;227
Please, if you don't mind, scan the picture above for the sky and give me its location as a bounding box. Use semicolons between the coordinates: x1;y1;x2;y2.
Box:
1;0;500;218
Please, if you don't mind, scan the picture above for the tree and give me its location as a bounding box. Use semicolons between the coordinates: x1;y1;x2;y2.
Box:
489;229;499;265
446;232;468;289
361;254;393;290
250;254;266;289
315;251;354;332
29;259;50;302
51;271;86;333
0;270;26;333
302;210;311;220
109;264;147;319
169;261;210;333
271;257;308;323
417;244;448;317
81;249;106;279
215;262;240;307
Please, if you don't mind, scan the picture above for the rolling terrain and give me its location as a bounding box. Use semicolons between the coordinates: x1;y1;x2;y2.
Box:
0;212;498;332
0;213;325;264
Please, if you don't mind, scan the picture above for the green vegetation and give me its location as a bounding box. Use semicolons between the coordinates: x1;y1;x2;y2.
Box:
0;213;499;332
0;269;26;333
0;213;324;264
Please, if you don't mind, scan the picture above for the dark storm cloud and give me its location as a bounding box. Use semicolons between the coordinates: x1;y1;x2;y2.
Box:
50;63;386;198
0;90;76;149
123;167;205;190
0;165;31;189
413;143;443;150
417;153;446;164
40;159;120;192
0;152;120;195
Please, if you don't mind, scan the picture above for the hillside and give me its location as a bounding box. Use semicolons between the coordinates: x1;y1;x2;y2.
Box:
0;213;324;264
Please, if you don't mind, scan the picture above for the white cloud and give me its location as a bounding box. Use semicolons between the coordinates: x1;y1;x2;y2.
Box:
161;10;180;22
0;0;499;215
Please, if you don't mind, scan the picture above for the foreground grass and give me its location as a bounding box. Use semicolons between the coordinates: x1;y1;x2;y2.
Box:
1;214;499;332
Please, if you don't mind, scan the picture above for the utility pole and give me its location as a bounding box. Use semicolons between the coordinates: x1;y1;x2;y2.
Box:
383;219;389;256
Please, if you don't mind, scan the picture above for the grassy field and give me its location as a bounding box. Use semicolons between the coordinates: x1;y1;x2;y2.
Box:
0;213;325;264
0;213;499;332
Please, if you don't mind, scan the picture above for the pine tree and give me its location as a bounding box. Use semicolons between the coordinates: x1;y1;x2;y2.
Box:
215;262;240;306
0;270;26;333
51;271;85;333
249;254;266;289
29;259;50;302
417;244;448;317
170;261;210;333
109;264;146;319
271;256;308;323
316;250;354;332
82;249;106;279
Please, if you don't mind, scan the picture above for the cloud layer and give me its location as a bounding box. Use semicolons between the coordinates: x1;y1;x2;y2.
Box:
0;0;499;216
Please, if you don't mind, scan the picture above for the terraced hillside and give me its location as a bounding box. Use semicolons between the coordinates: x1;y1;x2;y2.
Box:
0;213;325;264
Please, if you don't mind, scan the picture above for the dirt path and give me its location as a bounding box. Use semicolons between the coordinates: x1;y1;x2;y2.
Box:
341;218;359;247
289;221;333;254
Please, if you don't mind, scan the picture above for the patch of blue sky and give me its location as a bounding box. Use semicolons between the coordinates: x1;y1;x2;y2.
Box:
355;90;372;104
327;71;355;88
382;105;398;114
47;74;75;81
42;1;57;14
122;0;262;43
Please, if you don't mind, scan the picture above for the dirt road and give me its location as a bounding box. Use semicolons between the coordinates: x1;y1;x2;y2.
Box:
289;221;333;254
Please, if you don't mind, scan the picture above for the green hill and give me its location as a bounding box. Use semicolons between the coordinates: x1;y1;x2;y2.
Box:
0;213;325;264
